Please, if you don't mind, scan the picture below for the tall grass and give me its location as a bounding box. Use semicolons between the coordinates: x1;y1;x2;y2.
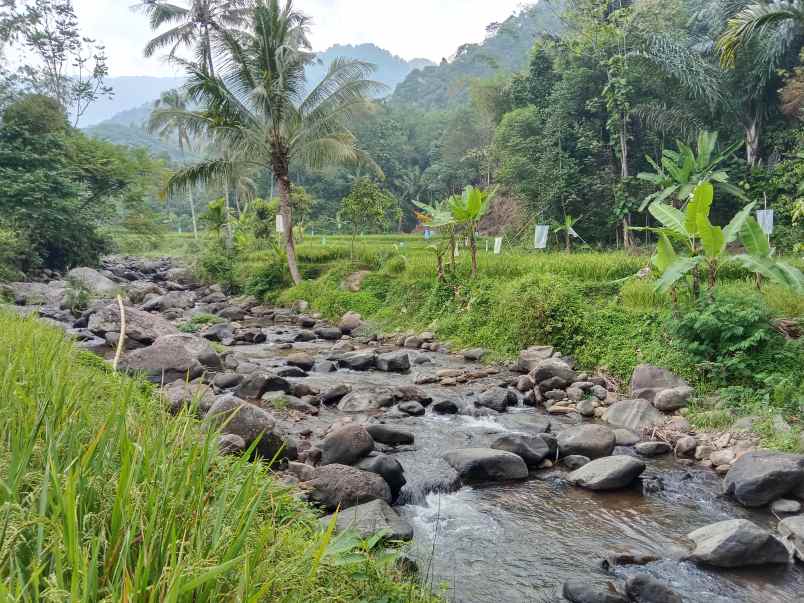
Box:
0;312;436;602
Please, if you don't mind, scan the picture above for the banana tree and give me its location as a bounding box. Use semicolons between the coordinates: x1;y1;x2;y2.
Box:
448;186;494;277
553;214;581;253
734;217;804;293
413;199;458;276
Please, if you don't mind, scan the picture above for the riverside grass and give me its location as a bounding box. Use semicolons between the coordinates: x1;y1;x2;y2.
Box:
0;312;437;602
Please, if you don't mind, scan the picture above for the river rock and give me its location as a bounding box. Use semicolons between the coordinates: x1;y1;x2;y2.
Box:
295;330;317;342
561;580;628;603
205;396;295;460
67;267;119;296
675;436;697;457
568;456;646;491
355;453;406;500
142;290;194;312
315;327;342;341
376;351;410;372
605;399;666;433
88;302;179;345
625;575;682;603
338;351;376;371
10;281;66;306
634;441;672;456
162;381;216;416
686;519;790;567
577;399;597;417
236;373;291;400
491;434;550;466
319;424;374;466
320;384;351;405
723;451;804;507
514;346;554;372
218;433;246;455
477;387;516;412
393;385;432;405
431;399;459;414
772;499;801;514
778;516;804;562
338;389;395;412
202;322;234;344
366;424;414;446
531;358;577;384
557;425;616;459
303;464;391;511
653;386;694;411
286;352;315;371
163;266;197;286
561;455;591;471
614;429;640;447
443;448;528;482
630;364;689;404
398;400;425;416
119;333;221;383
320;499;413;541
338;311;363;334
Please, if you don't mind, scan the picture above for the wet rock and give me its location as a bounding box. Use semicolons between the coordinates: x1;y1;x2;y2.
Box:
88;302;178;345
613;429;640;447
303;464;391;511
366;424;414;446
443;448;528;482
432;399;459;415
463;347;487;362
314;360;337;373
287;461;316;482
630;364;689;404
291;299;309;313
561;580;628;603
605;399;666;433
320;384;351;406
568;456;646;491
126;281;164;304
403;335;422;349
276;366;307;378
653;386;694;411
218;433;246;455
338;389;395;412
398;401;425;416
561;455;591;471
119;334;221;383
355;453;406;500
320;499;413;541
202;322;234;344
162;381;216;416
771;499;801;514
675;436;697;457
376;351;410;373
516;375;535;392
539;376;570;392
531;358;577;384
635;441;672;456
236;373;291;400
393;385;432;405
591;384;608;400
286;352;315;371
545;390;567;401
625;575;682;603
295;330;317;342
514;346;554;373
338;311;363;334
205;396;295;460
566;386;585;402
337;351;376;371
477;387;517;413
686;519;790;567
710;449;736;466
163;266;197;286
491;434;550;466
142;290;194;312
557;424;616;459
291;383;318;398
577;399;597;417
723;451;804;507
601;549;659;571
778;516;804;562
319;424;374;466
67;267;120;296
218;305;246;321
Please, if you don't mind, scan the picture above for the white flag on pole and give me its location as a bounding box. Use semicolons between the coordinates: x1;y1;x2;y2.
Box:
276;214;284;233
493;237;503;255
534;225;550;249
756;209;774;235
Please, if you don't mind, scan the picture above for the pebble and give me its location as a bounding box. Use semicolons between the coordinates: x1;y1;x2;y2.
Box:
771;499;801;514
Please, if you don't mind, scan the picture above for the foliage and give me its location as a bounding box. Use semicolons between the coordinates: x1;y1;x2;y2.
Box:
0;221;28;280
338;177;399;252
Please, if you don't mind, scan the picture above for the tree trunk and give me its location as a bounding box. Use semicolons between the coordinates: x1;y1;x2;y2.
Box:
276;175;302;285
745;119;760;167
469;228;478;276
224;184;233;249
187;186;198;240
619;124;634;250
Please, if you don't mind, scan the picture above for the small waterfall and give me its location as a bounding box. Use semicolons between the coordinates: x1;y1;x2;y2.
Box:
397;474;463;505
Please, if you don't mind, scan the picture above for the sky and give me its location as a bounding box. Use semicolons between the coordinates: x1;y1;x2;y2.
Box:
72;0;530;77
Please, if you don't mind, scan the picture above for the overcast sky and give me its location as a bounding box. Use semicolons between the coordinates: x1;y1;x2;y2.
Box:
71;0;530;77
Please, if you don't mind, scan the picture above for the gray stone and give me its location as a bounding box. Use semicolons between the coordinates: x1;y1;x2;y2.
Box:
67;267;119;296
338;311;363;334
202;322;234;344
686;519;790;567
625;575;682;603
88;302;178;345
463;347;487;362
568;456;646;491
142;290;194;311
531;358;577;383
591;384;608;400
614;429;640;447
319;424;374;466
538;376;570;392
723;451;804;507
443;448;528;482
635;441;672;456
119;334;221;383
566;386;585;402
477;387;516;412
286;352;315;371
491;434;550;466
338;389;395;412
303;464;391;511
403;335;422;349
376;351;410;373
675;436;697;457
315;327;343;341
295;330;317;342
778;515;804;562
431;399;459;414
393;385;432;405
558;424;616;459
516;375;535;392
561;580;628;603
320;384;351;405
276;366;306;378
218;434;246;455
337;351;376;371
320;499;413;541
398;401;425;416
771;499;801;514
236;373;291;400
162;381;216;416
653;386;694;411
630;364;689;404
514;346;554;373
561;455;591;471
355;454;406;500
205;396;294;460
605;399;666;433
577;399;597;417
366;424;414;446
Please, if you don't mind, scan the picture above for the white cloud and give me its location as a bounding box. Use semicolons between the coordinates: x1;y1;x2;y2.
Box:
70;0;530;76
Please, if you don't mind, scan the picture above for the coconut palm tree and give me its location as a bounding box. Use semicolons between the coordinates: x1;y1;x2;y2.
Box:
162;0;383;284
137;0;254;75
717;0;804;67
148;88;200;239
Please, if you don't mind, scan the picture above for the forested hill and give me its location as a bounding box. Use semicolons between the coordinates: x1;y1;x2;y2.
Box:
391;1;564;110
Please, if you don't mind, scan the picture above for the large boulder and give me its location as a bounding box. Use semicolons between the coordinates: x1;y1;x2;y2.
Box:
9;281;66;306
443;448;528;483
491;434;550;466
557;425;616;459
142;290;194;312
630;364;689;404
605;399;666;433
303;464;391;511
236;373;291;400
778;516;804;562
366;424;414;446
88;302;178;346
561;580;628;603
126;281;164;304
568;456;646;491
337;389;395;412
476;387;517;412
531;358;577;384
723;451;804;507
119;334;221;383
513;346;554;373
162;381;216;416
320;499;413;541
67;267;119;296
686;519;790;567
338;311;363;334
625;575;682;603
318;424;375;466
652;386;693;411
286;352;315;372
337;351;376;371
355;454;407;500
376;351;410;373
205;396;295;460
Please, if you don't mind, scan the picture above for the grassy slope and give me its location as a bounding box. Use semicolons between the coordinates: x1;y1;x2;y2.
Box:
0;311;436;601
